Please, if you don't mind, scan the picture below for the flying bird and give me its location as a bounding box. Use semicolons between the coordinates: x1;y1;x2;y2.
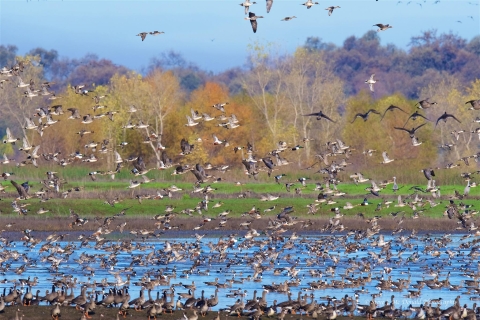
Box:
240;0;257;14
266;0;273;12
381;105;407;121
303;111;336;122
245;12;263;33
149;31;165;36
365;74;378;92
435;112;461;127
302;0;319;9
351;109;381;123
415;98;437;109
137;32;148;41
394;123;427;137
465;99;480;110
404;111;431;127
325;6;340;15
281;16;297;21
374;23;393;31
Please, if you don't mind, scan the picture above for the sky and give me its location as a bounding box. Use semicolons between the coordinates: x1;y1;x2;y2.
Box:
1;0;479;73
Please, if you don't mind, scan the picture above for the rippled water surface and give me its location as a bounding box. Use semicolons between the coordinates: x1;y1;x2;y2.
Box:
1;232;478;311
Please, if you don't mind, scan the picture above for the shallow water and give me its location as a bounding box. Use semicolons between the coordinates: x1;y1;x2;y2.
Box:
1;231;478;312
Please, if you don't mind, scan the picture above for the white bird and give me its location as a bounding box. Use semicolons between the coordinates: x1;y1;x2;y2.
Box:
114;151;123;163
185;115;199;127
365;74;378;92
24;117;38;130
381;151;394;164
3;128;19;144
240;0;257;14
302;0;319;8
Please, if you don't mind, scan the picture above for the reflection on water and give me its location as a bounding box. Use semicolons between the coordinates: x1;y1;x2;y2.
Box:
1;231;478;311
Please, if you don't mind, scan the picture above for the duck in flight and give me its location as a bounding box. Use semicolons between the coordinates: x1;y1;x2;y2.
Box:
266;0;273;13
240;0;257;14
302;0;319;9
325;6;340;15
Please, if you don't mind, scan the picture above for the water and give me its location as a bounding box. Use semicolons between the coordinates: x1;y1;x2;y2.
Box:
1;231;478;312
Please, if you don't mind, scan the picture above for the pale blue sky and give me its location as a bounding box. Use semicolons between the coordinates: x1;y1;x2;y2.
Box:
1;0;479;73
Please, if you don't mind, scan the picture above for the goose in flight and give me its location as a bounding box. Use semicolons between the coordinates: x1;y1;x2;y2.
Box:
325;6;340;15
240;0;257;14
245;12;263;33
281;16;297;21
149;31;165;36
435;112;461;127
415;98;437;109
351;109;381;123
403;111;430;127
394;123;427;138
303;110;336;122
466;99;480;110
374;23;393;31
380;105;407;121
365;74;378;92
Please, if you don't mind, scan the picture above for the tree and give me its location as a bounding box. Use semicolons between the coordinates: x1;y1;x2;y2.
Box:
0;45;18;68
241;42;289;146
109;70;184;168
282;48;345;162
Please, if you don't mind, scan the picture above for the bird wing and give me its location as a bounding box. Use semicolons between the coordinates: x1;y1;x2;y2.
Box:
114;151;123;163
413;123;427;132
382;152;389;161
11;180;28;198
266;0;273;13
250;19;258;33
394;127;410;133
450;114;461;123
350;114;361;123
368;83;374;92
6;128;12;140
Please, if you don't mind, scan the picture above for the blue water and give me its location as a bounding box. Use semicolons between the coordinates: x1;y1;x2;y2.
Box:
1;232;477;311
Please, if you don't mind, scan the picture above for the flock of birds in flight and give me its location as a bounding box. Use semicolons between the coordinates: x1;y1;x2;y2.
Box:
1;1;480;319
